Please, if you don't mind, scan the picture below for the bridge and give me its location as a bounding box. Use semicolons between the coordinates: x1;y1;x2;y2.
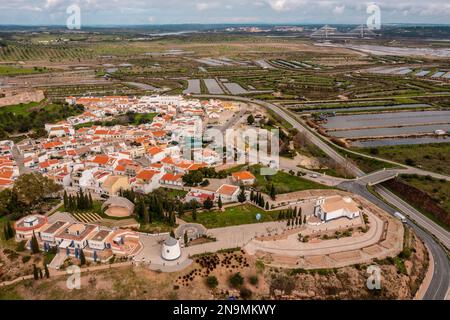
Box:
355;169;399;186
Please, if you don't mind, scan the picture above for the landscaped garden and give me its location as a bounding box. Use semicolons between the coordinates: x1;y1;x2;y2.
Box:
183;204;281;229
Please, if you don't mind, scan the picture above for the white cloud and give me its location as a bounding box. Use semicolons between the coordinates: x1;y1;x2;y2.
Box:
333;5;345;15
196;2;219;11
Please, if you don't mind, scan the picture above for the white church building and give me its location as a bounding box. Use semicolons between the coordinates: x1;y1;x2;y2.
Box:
314;196;360;222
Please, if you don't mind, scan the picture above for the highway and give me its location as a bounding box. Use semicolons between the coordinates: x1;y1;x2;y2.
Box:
194;94;450;300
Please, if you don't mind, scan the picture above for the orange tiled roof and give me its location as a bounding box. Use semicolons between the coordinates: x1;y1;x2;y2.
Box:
232;171;256;181
216;184;239;196
161;173;183;182
136;169;158;181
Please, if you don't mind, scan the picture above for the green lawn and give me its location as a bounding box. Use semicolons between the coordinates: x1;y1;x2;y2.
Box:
0;101;41;116
336;148;400;173
357;143;450;176
183;204;281;229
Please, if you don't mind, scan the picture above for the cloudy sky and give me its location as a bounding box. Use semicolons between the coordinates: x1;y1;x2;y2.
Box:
1;0;449;25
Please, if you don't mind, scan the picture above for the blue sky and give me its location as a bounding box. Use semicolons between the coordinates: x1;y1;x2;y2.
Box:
1;0;449;25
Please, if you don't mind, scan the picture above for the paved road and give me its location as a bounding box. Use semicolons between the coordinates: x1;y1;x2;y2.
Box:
374;185;450;250
195;94;450;300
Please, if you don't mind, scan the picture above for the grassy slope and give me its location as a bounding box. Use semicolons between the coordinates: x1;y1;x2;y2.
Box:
357;143;450;176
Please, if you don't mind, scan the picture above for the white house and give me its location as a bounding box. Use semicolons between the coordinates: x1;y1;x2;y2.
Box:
215;184;240;203
314;196;360;222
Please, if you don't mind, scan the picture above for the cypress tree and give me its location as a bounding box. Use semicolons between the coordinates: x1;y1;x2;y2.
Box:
88;192;94;209
237;186;246;203
192;205;197;222
38;268;43;279
143;204;150;224
30;232;40;254
7;220;15;239
250;190;254;202
303;215;306;224
270;184;276;200
218;195;223;209
265;201;269;210
44;264;50;278
63;190;68;209
184;230;188;246
33;264;38;280
2;225;7;240
79;249;86;266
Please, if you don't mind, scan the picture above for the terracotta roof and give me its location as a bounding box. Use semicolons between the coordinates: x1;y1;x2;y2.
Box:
161;173;183;182
216;184;239;196
232;171;256;181
136;169;158;181
148;146;164;156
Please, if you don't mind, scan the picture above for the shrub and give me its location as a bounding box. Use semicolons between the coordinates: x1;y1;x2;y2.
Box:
248;275;259;286
229;272;244;288
15;241;26;252
206;276;218;289
399;247;412;259
22;255;31;263
240;287;252;300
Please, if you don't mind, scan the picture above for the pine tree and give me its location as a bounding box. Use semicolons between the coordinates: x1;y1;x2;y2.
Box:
218;195;223;209
44;264;50;278
30;232;40;254
204;197;214;210
79;249;86;266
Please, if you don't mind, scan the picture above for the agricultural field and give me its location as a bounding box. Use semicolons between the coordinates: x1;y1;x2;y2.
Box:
0;65;50;76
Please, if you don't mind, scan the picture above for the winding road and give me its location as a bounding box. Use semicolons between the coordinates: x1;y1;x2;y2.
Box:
194;94;450;300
